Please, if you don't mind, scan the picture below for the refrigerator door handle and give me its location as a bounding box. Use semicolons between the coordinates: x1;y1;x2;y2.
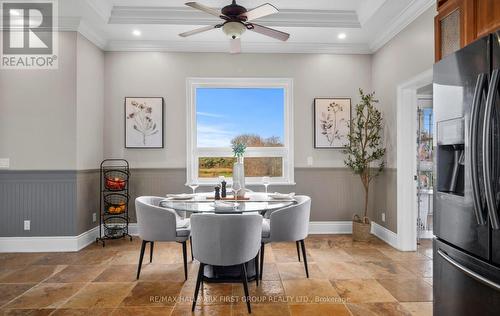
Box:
483;69;500;230
470;73;488;225
438;249;500;292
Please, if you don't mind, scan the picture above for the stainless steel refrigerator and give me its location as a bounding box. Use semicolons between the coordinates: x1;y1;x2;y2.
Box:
433;31;500;315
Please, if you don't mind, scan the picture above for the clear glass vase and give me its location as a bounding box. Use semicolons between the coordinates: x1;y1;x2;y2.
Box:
232;156;246;198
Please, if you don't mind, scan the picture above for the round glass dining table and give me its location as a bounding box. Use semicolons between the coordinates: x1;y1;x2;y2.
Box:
159;192;295;214
158;192;296;282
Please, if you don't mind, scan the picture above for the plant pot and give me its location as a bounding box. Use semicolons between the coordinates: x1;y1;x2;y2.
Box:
352;215;371;241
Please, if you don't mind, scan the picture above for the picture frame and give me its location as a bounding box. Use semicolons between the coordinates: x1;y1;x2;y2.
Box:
314;98;351;149
124;97;164;148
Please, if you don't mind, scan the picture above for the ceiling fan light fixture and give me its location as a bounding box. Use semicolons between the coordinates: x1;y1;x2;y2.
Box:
223;21;246;39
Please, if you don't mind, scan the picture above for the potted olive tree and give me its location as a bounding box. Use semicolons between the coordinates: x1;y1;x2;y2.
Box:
344;89;386;241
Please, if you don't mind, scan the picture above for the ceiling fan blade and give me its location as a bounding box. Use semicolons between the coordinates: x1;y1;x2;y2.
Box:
185;2;225;18
230;38;241;54
249;23;290;41
239;3;278;21
179;25;218;37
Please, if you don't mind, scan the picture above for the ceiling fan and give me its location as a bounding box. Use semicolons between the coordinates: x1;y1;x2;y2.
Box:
179;1;290;54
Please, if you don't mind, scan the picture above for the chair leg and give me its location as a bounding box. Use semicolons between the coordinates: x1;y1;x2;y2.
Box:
254;252;259;286
150;241;154;263
259;243;265;280
296;240;301;262
190;236;194;261
241;263;251;314
192;263;205;311
136;240;147;279
300;239;309;278
182;241;188;281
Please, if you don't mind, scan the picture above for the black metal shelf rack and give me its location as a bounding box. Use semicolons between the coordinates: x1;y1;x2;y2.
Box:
97;159;132;246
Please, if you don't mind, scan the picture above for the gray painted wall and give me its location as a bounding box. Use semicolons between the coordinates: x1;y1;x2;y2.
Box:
125;167;375;223
0;32;104;237
0;170;100;237
372;7;435;169
0;171;77;236
0;167;388;237
370;7;435;232
76;34;105;170
0;5;435;237
76;170;100;234
104;52;372;169
0;32;77;170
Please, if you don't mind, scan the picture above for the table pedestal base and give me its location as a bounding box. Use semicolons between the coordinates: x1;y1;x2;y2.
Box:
202;258;257;283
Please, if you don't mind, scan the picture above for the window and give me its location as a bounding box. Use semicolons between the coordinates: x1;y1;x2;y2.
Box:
187;78;294;185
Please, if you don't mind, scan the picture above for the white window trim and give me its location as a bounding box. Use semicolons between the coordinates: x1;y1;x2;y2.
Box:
186;77;294;186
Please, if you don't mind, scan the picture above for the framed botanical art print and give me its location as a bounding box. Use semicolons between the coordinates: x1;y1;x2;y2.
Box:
125;97;164;148
314;98;351;149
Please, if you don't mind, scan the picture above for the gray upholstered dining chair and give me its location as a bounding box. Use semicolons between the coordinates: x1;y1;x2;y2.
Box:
190;213;262;314
135;196;192;280
260;195;311;279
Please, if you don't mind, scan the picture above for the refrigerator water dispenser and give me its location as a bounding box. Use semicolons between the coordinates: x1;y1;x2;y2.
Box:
437;118;465;196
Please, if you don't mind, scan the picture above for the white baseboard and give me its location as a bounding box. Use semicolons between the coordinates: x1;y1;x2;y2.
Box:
308;221;352;234
0;226;100;253
371;221;398;248
128;223;138;235
125;222;353;236
1;221;390;253
104;222;352;239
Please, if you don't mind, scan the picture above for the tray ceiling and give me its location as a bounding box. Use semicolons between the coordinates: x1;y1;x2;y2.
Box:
53;0;435;54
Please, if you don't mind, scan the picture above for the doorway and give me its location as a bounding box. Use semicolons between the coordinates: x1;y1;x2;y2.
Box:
396;68;433;251
416;86;434;243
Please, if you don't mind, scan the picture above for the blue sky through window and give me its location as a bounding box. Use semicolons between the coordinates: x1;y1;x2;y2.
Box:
196;88;285;147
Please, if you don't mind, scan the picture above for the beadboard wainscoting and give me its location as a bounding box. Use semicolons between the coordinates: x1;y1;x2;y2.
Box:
0;171;78;237
0;170;100;237
0;167;398;252
125;168;387;223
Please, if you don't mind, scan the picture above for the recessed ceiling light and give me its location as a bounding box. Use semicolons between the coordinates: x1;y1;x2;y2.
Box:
132;30;141;36
10;9;20;16
338;33;346;40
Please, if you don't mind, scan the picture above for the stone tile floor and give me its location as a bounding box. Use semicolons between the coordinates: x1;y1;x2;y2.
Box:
0;235;433;315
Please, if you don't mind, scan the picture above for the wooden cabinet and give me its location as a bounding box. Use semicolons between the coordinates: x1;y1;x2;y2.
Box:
435;0;500;61
476;0;500;37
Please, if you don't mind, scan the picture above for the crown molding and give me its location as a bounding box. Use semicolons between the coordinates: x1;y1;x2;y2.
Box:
78;21;107;49
369;0;435;52
56;16;107;49
109;6;361;28
57;16;82;31
357;0;387;26
84;0;113;23
105;40;371;54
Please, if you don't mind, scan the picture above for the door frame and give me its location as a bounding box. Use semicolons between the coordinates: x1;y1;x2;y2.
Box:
396;68;433;251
